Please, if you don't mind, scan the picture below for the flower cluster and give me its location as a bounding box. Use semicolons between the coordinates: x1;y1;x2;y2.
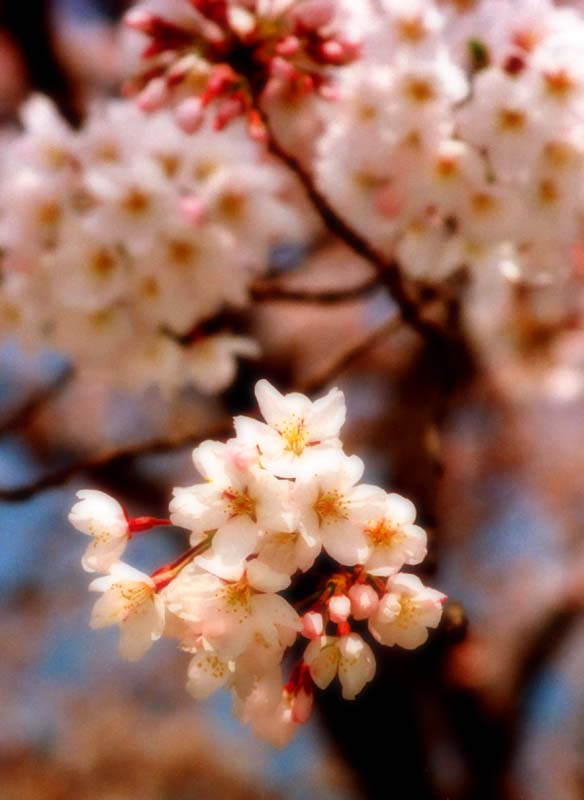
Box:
0;96;303;394
70;379;445;747
124;0;584;286
124;0;363;136
315;0;584;283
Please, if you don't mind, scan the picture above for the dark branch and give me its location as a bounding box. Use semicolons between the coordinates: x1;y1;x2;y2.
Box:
250;275;380;304
261;119;446;345
299;315;402;395
0;420;232;502
0;364;74;435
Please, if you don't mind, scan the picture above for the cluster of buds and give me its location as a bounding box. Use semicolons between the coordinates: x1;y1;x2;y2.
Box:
70;379;445;746
124;0;361;136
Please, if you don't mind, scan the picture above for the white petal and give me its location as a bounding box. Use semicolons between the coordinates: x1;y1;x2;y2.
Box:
338;634;376;700
385;493;417;525
186;650;232;699
246;559;291;592
118;597;164;661
308;387;346;439
304;637;339;690
82;535;127;574
255;380;311;427
322;523;369;566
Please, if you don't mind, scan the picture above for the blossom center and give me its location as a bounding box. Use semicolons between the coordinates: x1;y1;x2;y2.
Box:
121;188;151;216
397;16;427;43
395;595;422;629
404;78;435;103
279;416;309;455
497;108;526;132
314;490;349;524
544;69;574;98
112;581;153;621
90;248;117;279
222;487;257;520
364;519;405;548
221;581;252;612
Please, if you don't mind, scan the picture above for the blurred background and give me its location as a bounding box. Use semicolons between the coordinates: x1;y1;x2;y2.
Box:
3;2;584;799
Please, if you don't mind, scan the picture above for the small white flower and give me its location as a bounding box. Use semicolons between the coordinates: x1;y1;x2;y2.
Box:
69;490;129;573
368;573;446;650
294;454;387;565
164;566;300;660
89;562;165;661
234;380;347;478
304;633;376;700
359;492;427;577
171;440;290;581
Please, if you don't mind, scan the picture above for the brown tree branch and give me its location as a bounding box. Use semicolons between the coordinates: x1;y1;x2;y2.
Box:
0;419;232;502
0;364;74;435
261;120;447;345
250;275;380;304
299;315;402;395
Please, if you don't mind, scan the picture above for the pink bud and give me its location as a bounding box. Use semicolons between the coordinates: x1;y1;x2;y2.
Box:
125;9;155;33
294;0;336;30
136;78;168;112
270;56;298;80
180;195;207;226
301;611;323;639
321;39;344;62
275;35;301;57
175;98;204;134
292;686;313;724
328;593;351;624
348;584;379;620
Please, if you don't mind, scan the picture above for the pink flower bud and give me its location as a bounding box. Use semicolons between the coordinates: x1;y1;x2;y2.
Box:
125;9;155;33
275;36;301;58
294;0;336;30
175;98;204;134
301;611;323;639
270;56;298;80
348;584;379;620
328;593;351;623
136;78;168;112
180;195;207;226
292;685;313;724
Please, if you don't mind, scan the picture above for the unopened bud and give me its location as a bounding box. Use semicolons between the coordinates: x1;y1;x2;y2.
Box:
328;593;351;623
348;583;379;620
301;611;324;639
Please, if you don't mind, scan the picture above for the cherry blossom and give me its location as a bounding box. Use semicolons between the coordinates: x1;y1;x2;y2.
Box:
89;562;166;661
304;633;376;700
70;490;130;573
368;573;447;650
72;376;445;744
234;379;347;478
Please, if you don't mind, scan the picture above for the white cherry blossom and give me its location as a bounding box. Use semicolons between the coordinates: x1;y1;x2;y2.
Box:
234;380;347;478
359;492;427;577
368;573;446;650
89;562;165;661
294;454;387;565
69;490;129;573
304;633;376;700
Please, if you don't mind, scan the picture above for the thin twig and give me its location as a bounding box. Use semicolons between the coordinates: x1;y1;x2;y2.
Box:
0;419;232;502
0;364;74;435
261;121;445;345
251;275;380;304
300;315;403;395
